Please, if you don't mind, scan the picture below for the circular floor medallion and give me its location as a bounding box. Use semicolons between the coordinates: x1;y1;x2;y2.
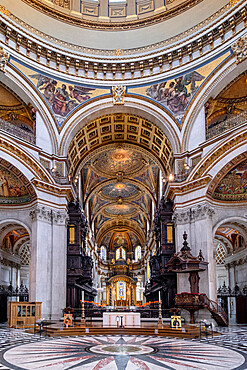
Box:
2;335;246;370
88;343;155;355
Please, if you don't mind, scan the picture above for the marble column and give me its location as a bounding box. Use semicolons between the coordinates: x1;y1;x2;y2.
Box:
173;203;217;300
29;205;68;320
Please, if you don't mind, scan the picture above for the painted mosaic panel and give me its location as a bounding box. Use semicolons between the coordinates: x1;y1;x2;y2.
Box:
128;51;231;123
213;159;247;201
101;182;140;199
10;59;110;127
0;164;31;204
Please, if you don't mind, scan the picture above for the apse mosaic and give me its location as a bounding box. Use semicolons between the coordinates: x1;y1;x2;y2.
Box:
10;59;110;127
112;233;129;249
128;51;231;123
213;159;247;201
101;182;140;199
2;335;245;370
0;162;33;204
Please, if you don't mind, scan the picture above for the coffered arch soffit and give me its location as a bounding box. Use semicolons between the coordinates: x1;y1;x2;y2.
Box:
181;56;247;152
5;64;59;153
0;220;31;248
67;113;173;178
213;218;247;254
59;96;181;157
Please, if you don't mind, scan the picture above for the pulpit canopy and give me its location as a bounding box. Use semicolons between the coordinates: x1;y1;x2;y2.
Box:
166;232;208;273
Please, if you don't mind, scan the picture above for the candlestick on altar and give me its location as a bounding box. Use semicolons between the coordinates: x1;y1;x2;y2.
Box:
158;299;163;328
80;300;86;326
159;291;161;302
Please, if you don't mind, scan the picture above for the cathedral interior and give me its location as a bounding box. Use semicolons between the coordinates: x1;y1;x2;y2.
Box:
0;0;247;368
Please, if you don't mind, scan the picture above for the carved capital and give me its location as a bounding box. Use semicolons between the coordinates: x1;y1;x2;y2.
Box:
173;204;215;225
30;205;68;225
53;210;69;225
232;36;247;64
29;205;52;223
0;47;9;73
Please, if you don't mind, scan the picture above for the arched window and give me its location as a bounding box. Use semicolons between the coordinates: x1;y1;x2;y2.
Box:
100;246;107;261
116;246;126;260
135;245;141;261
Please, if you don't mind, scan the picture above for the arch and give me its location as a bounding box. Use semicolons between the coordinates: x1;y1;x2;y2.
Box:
0;219;31;237
181;55;247;152
66;113;174;177
207;151;247;199
213;217;247;238
0;133;55;184
188;128;247;183
59;95;181;157
5;64;58;154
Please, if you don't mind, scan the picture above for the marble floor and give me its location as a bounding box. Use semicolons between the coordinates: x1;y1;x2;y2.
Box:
0;326;246;369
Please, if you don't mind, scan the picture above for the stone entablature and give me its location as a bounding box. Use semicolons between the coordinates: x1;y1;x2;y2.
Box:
0;2;246;82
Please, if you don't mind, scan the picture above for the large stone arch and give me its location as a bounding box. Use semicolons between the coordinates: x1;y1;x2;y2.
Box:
181;54;247;152
0;133;55;184
188;128;247;183
4;63;59;154
59;95;181;157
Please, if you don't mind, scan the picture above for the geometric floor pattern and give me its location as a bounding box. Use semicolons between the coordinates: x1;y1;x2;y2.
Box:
0;326;247;369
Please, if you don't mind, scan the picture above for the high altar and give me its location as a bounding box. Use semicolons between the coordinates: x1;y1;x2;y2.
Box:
106;274;137;307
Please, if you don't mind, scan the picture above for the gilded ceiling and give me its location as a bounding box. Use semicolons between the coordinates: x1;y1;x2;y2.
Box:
70;113;170;257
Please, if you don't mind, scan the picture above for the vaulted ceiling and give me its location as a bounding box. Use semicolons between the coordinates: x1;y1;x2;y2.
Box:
68;113;173;256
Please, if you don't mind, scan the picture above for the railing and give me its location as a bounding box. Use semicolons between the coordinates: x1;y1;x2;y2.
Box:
203;295;228;325
206;112;247;140
0;283;29;301
0;119;35;144
175;292;228;326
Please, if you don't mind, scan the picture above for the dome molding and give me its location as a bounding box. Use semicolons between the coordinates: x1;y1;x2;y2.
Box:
1;1;245;83
21;0;203;31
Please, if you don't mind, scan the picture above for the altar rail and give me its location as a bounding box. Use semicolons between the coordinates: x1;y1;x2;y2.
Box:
63;307;172;319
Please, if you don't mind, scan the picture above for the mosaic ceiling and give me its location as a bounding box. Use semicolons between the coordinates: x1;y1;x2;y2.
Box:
70;114;167;257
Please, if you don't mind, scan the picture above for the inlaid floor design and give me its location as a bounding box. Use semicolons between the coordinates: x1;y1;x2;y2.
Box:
0;331;247;369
